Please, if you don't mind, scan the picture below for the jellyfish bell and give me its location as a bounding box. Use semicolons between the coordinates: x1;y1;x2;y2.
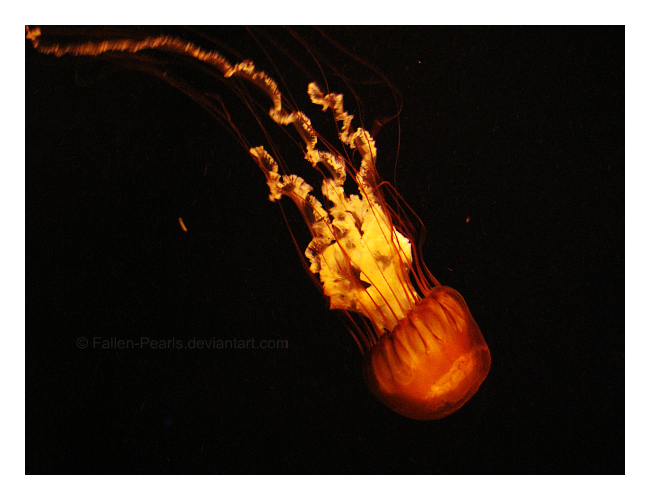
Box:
26;26;490;420
363;286;491;420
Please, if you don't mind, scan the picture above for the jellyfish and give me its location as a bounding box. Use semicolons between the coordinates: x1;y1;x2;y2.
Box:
26;26;490;420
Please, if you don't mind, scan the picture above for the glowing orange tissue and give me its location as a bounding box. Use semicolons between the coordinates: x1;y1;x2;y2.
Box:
26;26;491;420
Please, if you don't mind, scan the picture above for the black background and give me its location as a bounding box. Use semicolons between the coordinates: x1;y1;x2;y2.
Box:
26;26;623;474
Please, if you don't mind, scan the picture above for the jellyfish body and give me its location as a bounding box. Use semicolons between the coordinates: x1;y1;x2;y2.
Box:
27;26;490;419
252;82;491;419
364;287;491;420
